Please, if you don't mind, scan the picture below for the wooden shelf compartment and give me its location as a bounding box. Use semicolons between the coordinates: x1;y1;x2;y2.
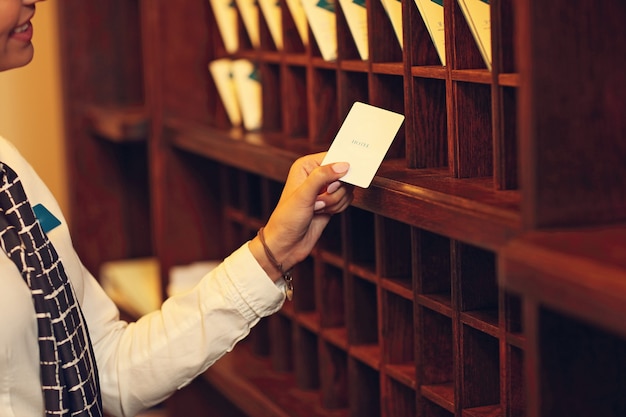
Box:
447;0;491;72
345;207;377;274
502;291;523;337
417;307;455;406
421;397;456;417
280;0;307;55
336;70;369;132
377;216;412;293
369;72;407;159
319;340;350;411
503;344;525;417
404;0;444;68
367;0;403;64
317;214;344;259
317;262;346;329
381;290;415;376
420;384;456;416
267;313;293;373
459;326;500;413
335;0;363;63
406;75;448;169
282;64;309;139
415;229;453;309
347;357;381;417
383;376;417;417
493;85;518;190
449;81;493;179
455;242;498;334
345;275;378;345
291;256;317;313
293;324;321;390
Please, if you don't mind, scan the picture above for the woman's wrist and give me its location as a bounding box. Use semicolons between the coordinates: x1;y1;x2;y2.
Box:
249;235;283;282
249;228;296;300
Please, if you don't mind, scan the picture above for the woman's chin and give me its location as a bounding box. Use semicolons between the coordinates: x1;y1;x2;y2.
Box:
0;46;35;72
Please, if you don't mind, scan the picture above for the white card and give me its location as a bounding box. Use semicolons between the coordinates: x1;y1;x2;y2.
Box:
322;102;405;188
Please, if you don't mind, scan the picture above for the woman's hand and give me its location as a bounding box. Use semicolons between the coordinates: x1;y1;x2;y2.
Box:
249;153;353;280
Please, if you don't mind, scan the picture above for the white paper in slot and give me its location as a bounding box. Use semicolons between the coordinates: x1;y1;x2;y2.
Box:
209;0;239;53
285;0;309;45
235;0;261;48
259;0;284;49
381;0;403;49
232;59;263;130
209;58;242;127
338;0;369;60
301;0;337;61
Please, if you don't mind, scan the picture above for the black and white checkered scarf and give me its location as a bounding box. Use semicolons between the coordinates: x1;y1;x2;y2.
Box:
0;163;102;417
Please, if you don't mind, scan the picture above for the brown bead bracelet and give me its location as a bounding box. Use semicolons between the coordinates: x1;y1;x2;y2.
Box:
258;227;294;301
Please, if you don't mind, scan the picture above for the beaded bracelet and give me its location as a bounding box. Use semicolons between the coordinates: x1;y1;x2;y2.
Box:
258;227;294;301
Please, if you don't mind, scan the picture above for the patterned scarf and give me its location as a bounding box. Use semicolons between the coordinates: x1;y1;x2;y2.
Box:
0;163;102;417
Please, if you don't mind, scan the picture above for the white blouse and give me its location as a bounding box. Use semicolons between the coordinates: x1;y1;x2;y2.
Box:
0;136;285;417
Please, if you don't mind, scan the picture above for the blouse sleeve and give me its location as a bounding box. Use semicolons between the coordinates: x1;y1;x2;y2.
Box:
81;243;285;417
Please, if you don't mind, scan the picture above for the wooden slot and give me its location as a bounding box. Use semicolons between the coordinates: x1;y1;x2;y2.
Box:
335;0;362;62
320;342;349;409
337;70;369;119
450;81;493;179
281;0;307;53
346;207;376;273
369;73;406;160
260;63;283;131
248;317;271;357
317;263;346;329
384;376;417;417
318;213;344;257
368;0;403;63
405;0;444;66
292;256;316;312
414;229;452;307
448;0;488;70
293;325;321;390
309;68;339;145
282;65;310;138
503;292;522;336
348;358;381;416
407;77;448;169
421;399;455;417
243;172;264;220
381;291;414;366
460;325;500;411
377;217;412;287
503;345;525;417
456;242;498;326
418;307;454;389
493;85;518;190
269;314;294;372
494;0;516;74
346;276;378;345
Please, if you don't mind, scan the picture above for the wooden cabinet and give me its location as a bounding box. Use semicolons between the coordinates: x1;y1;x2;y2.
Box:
57;0;626;416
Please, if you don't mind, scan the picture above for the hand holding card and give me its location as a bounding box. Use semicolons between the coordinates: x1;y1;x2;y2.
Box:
322;102;405;188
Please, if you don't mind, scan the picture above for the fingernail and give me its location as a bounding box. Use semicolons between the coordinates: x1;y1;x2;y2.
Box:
314;200;326;211
326;181;341;194
332;162;350;173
